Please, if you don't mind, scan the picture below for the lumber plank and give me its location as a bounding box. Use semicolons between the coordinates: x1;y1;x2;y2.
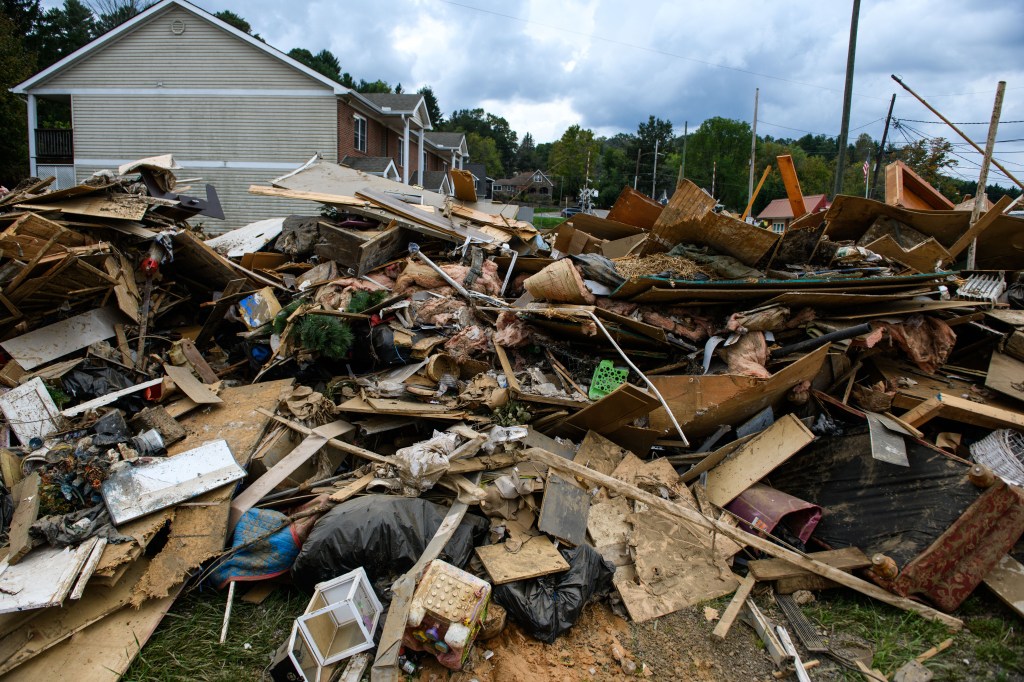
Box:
524;447;963;629
475;536;570;584
712;573;757;641
749;547;870;581
7;472;41;565
163;364;221;404
948;195;1013;258
328;472;374;503
982;554;1024;620
777;154;806;220
902;393;1024;431
704;414;815;507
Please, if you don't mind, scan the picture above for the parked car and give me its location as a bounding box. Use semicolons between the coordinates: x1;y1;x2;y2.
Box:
560;207;582;218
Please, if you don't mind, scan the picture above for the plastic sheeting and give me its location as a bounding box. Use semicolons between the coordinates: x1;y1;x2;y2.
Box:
291;496;487;593
492;544;614;643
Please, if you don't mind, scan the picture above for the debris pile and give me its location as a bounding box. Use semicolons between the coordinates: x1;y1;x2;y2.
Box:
0;156;1023;680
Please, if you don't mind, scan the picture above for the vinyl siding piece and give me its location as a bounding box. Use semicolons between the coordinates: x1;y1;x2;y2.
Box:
40;5;328;92
72;95;337;163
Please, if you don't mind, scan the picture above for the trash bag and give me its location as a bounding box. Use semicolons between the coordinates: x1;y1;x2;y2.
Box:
492;544;614;643
63;366;145;414
1009;273;1024;309
291;496;487;593
208;508;300;589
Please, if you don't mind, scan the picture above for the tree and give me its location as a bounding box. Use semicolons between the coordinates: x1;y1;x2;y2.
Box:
287;47;354;87
549;124;600;201
30;0;95;69
595;143;631;207
86;0;150;34
417;86;443;127
684;117;752;209
356;78;391;93
214;9;263;41
0;13;35;186
1;0;42;35
444;108;518;175
629;116;674;199
466;131;503;178
515;132;539;173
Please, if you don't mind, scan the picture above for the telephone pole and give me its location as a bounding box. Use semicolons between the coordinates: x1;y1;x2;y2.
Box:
748;88;759;208
870;93;896;199
833;0;861;197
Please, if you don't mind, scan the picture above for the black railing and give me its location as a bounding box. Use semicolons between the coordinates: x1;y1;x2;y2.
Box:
35;128;73;163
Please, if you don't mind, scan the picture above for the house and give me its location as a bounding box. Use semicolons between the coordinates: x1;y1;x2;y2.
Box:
9;0;438;233
463;162;492;200
424;132;469;171
411;170;452;196
492;169;555;202
756;194;831;233
340;156;400;181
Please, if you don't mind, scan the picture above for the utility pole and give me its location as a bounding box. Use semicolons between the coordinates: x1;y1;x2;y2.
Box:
833;0;861;197
680;121;688;181
748;88;759;209
870;93;896;199
651;139;659;198
711;161;717;198
967;81;1006;270
633;148;641;190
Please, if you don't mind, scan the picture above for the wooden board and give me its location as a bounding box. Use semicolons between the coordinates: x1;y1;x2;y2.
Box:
777;154;806;219
6;473;40;565
163;364;222;404
983;554;1024;619
863;234;951;272
537;472;589;546
475;536;571;584
0;539;97;614
1;587;179;682
606;186;663;230
986;351;1024;403
449;169;477;202
705;414;815;507
0;377;63;444
712;573;756;641
643;179;717;254
574;431;629;475
561;383;659;438
901;393;1024;431
650;345;829;439
748;547;871;581
18;194;149;221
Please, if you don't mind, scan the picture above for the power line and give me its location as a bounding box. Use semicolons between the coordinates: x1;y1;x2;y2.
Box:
896;118;1024;125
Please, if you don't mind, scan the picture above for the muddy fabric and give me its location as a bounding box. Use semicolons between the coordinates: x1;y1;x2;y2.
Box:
878;315;957;374
209;508;299;588
718;332;771;378
277;215;320;257
668;243;764;280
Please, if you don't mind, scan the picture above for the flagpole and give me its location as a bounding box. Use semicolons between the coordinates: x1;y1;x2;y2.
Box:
863;152;870;198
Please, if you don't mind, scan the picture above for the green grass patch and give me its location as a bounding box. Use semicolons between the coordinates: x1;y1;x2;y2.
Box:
124;585;305;682
533;216;566;230
804;590;1024;681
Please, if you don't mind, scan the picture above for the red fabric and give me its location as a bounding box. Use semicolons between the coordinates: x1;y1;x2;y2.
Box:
892;480;1024;611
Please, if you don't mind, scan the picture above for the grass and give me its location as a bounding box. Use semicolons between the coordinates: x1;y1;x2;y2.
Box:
803;590;1024;681
532;216;566;230
124;584;305;682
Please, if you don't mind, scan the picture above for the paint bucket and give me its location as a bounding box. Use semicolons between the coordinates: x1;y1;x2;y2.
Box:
523;260;592;304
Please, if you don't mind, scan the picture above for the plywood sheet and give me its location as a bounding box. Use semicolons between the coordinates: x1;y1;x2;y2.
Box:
643;180;716;254
574;431;629;475
561;383;659;438
983;554;1024;619
163;364;221;404
704;414;815;507
606;186;663;230
649;345;829;438
0;377;63;444
0;540;96;614
986;351;1024;403
475;536;570;584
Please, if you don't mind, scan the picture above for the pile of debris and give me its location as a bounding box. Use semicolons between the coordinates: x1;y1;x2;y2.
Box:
0;154;1023;681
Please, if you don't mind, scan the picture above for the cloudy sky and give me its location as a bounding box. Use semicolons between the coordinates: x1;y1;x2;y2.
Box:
53;0;1024;185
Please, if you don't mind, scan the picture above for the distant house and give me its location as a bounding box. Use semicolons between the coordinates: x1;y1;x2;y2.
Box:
756;194;831;233
424;132;469;171
492;169;554;202
9;0;441;233
463;162;491;200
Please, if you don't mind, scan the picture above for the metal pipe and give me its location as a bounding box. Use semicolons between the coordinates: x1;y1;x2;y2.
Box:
585;311;689;446
772;323;872;358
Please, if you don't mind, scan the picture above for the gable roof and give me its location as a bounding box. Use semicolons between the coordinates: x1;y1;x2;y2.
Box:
425;132;466;148
348;92;432;130
11;0;349;94
494;170;554;187
412;170;452;194
757;194;829;220
341;156;399;179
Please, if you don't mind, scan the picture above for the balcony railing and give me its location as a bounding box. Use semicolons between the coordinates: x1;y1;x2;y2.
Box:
35;128;73;164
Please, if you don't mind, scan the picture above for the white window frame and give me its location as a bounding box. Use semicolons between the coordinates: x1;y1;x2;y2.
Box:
772;221;785;234
397;137;404;166
353;115;367;153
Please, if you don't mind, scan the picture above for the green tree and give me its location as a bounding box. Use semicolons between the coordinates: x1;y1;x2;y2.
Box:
417;86;443;127
466;131;503;178
86;0;150;34
515;132;539;172
1;0;42;35
214;9;263;41
549;124;600;200
890;137;958;198
287;48;354;87
356;78;391;93
685;117;752;209
30;0;95;69
0;13;36;186
596;143;630;208
444;108;518;175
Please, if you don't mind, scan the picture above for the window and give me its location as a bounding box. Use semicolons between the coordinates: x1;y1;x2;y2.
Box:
353;115;367;153
772;221;785;234
397;137;404;166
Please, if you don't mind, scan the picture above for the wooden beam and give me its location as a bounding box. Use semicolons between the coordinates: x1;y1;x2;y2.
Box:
524;447;963;629
901;393;1024;431
742;165;772;221
948;194;1013;259
777;155;806;220
7;472;41;564
712;573;756;640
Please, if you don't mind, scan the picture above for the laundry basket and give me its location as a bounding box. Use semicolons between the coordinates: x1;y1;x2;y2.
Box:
969;429;1024;487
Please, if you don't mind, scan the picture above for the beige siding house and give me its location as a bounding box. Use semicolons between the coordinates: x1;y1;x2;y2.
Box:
11;0;345;233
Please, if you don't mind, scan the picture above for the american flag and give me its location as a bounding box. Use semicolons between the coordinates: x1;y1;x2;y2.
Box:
863;159;870;181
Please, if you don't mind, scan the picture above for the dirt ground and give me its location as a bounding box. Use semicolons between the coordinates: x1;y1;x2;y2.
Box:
415;599;780;681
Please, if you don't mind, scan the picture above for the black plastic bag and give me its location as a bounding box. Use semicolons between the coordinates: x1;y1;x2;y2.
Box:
492;544;614;643
291;496;487;593
63;366;145;414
